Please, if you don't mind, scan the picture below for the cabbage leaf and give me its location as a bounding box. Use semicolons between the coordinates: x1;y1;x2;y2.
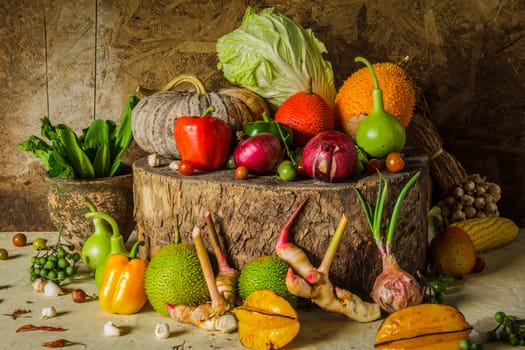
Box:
216;7;336;111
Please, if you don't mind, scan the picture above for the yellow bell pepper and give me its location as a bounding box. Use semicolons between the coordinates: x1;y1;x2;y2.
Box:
99;241;148;314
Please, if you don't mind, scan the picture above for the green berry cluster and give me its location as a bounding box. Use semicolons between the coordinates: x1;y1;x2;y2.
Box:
418;271;455;304
27;238;80;284
487;311;525;346
459;339;483;350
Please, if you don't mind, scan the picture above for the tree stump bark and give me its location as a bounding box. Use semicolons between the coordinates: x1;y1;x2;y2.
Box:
133;148;430;300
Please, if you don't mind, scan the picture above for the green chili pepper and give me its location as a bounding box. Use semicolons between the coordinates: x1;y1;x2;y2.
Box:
243;113;294;147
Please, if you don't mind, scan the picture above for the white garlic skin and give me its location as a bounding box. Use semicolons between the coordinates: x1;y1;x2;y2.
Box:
43;280;64;297
103;321;121;337
41;306;57;319
154;323;170;339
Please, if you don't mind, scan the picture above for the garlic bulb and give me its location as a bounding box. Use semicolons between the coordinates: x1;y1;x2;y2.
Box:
154;323;170;339
32;278;48;293
43;280;64;297
41;306;57;319
103;321;121;337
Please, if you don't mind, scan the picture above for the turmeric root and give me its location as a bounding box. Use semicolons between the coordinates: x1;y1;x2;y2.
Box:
167;225;237;333
275;198;381;323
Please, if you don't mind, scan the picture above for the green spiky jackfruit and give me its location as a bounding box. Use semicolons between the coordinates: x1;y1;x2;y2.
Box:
237;255;297;307
144;242;210;317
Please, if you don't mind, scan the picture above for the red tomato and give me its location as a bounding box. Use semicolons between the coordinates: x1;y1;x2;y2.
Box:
386;152;405;173
235;166;249;180
12;233;27;247
366;158;382;174
178;160;195;176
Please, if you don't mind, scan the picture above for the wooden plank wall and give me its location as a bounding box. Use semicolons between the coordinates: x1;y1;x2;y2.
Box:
1;0;524;231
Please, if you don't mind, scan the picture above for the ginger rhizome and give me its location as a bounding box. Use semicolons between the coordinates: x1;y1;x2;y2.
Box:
167;213;238;333
275;198;381;322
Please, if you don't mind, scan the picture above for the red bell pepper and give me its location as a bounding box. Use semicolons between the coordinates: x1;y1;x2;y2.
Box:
174;106;232;171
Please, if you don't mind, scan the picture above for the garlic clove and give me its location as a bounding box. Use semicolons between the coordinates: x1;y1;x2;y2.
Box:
32;278;48;293
103;321;121;337
154;323;170;339
43;280;64;297
41;306;57;319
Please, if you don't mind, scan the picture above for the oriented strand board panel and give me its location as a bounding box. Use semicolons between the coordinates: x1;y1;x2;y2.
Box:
1;0;525;231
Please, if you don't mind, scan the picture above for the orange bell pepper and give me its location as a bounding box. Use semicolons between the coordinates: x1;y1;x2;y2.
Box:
99;241;148;314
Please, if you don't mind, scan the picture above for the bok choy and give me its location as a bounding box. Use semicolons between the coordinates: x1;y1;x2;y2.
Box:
18;95;138;179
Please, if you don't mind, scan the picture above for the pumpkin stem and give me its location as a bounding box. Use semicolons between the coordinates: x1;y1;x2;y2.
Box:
135;74;207;97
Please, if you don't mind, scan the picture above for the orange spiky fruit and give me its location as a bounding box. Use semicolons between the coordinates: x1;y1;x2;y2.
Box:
334;62;416;139
275;81;335;148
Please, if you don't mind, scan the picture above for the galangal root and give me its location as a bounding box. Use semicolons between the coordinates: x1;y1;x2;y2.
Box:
275;198;381;323
167;212;239;333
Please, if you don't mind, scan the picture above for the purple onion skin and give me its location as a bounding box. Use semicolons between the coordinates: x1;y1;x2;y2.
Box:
233;133;283;175
302;131;357;182
371;254;423;314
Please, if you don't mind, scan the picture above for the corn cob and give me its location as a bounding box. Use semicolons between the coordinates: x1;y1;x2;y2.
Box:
450;216;519;253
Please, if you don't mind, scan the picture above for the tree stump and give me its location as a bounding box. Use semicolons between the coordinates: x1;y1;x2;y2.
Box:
133;148;430;300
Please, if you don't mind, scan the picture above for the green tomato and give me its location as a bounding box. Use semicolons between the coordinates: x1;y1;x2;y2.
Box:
226;155;236;169
0;248;8;260
32;237;47;251
277;160;297;182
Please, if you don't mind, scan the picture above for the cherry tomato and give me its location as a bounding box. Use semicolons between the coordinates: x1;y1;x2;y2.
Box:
178;160;195;176
226;155;236;169
12;233;27;247
277;160;297;181
385;152;405;173
0;248;8;260
32;237;47;251
235;166;249;180
471;257;486;273
366;158;382;174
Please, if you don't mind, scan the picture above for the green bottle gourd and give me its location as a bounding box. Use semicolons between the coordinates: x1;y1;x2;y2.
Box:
81;198;112;271
355;56;406;158
86;210;133;288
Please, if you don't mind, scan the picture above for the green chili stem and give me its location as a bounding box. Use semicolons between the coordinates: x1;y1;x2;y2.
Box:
276;122;295;165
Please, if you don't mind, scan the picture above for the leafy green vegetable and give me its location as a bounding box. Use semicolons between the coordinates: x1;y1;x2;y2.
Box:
56;124;95;179
17;95;138;179
216;7;336;111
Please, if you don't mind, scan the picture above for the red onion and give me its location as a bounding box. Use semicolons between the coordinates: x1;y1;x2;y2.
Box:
302;131;357;182
233;133;283;175
371;254;423;313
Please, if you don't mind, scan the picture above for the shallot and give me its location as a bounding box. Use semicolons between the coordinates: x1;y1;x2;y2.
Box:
233;133;283;175
353;171;423;313
302;131;357;182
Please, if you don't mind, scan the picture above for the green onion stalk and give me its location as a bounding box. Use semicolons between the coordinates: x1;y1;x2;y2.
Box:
353;171;423;313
